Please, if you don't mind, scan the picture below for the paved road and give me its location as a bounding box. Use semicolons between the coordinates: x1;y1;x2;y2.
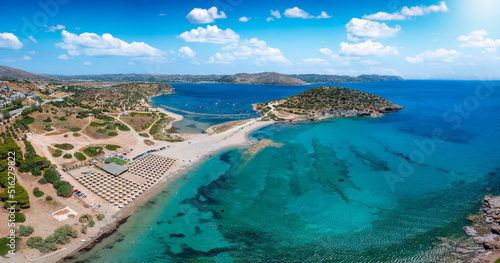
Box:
0;93;73;123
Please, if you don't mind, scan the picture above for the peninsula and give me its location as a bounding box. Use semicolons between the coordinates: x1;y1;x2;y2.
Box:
254;86;405;121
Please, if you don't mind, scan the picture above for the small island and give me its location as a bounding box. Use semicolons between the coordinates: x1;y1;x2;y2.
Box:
254;86;405;121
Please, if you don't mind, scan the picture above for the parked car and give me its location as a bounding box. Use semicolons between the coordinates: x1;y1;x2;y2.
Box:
90;202;96;207
73;189;79;193
81;195;87;199
94;204;101;210
75;191;81;195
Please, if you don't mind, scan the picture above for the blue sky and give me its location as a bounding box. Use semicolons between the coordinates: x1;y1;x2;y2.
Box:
0;0;499;79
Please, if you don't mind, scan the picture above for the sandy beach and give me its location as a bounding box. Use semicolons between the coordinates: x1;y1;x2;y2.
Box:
6;106;274;263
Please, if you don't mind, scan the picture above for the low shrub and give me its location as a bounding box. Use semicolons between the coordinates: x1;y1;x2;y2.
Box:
14;213;26;223
74;152;86;161
18;225;34;237
52;149;63;158
33;187;44;197
105;145;121;151
54;143;74;150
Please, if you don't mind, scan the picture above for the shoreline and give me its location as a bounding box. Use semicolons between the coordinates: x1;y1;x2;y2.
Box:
19;89;402;262
50;110;275;262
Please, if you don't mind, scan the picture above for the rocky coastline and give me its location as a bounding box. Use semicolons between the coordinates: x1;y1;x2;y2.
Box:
449;195;500;262
288;105;405;121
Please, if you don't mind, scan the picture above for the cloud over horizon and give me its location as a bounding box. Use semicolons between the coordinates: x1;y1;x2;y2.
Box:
363;1;448;20
56;30;166;60
179;25;240;44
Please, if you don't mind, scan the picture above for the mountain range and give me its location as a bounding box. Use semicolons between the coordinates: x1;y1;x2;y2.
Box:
0;66;404;85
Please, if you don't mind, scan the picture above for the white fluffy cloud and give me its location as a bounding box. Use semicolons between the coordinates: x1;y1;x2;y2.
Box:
405;48;460;64
179;25;240;44
83;61;92;65
186;7;226;24
363;1;448;20
0;33;23;50
58;54;69;60
457;30;500;48
28;36;37;44
239;17;250;22
56;30;166;59
178;46;196;58
283;7;331;19
209;38;290;66
319;48;333;56
317;11;332;19
45;24;66;32
266;17;274;22
339;40;399;56
302;58;329;65
346;18;400;41
271;10;281;19
284;7;314;19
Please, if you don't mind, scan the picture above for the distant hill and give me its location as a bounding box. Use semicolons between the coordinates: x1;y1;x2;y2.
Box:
288;74;404;83
0;66;404;85
0;66;47;80
219;72;307;85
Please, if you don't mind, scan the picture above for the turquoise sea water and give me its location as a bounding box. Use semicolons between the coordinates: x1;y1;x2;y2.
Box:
70;81;500;262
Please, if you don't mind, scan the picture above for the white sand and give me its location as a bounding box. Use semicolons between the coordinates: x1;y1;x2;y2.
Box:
18;110;274;263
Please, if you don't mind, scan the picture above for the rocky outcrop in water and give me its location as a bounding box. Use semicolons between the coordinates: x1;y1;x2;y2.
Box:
457;195;500;262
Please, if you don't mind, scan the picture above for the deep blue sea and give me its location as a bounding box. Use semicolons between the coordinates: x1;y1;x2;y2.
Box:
71;80;500;263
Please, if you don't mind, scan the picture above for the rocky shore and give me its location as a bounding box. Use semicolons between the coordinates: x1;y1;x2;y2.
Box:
455;195;500;262
287;105;405;121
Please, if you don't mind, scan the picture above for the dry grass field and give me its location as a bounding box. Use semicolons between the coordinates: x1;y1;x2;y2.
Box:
119;112;159;132
27;105;89;134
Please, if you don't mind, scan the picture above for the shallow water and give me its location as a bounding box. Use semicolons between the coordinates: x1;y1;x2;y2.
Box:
70;80;500;263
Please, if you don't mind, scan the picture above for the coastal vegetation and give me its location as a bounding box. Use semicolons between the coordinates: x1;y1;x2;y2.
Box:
149;114;182;142
106;157;127;165
0;236;20;256
74;152;86;161
26;224;78;253
83;146;103;157
52;149;63;158
0;138;31;211
33;187;44;197
18;225;34;237
105;144;121;151
14;212;26;222
255;86;404;121
120;112;159;132
54;143;74;150
73;83;173;111
42;169;73;197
